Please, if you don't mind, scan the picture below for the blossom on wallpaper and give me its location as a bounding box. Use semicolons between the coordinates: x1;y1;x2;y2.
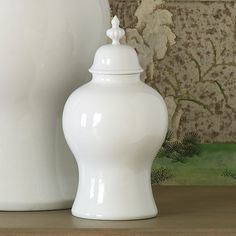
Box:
124;0;176;82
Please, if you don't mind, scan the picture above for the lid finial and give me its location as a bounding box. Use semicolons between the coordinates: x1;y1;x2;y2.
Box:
106;16;125;45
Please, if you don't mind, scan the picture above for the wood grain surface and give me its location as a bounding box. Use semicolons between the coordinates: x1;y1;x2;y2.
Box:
0;186;235;236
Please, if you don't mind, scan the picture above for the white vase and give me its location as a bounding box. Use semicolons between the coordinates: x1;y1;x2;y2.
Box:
0;0;110;211
63;17;168;220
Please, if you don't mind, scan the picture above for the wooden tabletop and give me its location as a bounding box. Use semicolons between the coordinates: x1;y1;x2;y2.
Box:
0;186;235;236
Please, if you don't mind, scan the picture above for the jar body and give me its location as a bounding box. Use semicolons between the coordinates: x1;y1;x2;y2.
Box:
0;0;110;210
63;74;168;220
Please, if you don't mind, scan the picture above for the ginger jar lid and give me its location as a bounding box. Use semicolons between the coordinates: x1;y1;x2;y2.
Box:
89;16;143;75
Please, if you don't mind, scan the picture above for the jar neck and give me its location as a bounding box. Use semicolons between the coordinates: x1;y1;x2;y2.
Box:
91;74;141;84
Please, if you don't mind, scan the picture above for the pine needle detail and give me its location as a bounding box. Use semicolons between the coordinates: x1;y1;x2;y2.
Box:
157;130;201;163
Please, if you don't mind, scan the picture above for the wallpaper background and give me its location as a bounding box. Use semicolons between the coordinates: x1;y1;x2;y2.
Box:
109;0;236;185
110;0;236;143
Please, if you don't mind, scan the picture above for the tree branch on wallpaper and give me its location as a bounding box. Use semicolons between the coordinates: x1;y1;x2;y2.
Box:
187;39;236;115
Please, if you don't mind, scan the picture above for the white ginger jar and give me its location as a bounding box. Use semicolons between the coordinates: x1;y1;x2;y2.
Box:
63;16;168;220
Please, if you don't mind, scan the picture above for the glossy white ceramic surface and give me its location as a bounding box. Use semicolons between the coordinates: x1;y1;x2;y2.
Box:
0;0;110;211
63;17;168;220
89;16;143;75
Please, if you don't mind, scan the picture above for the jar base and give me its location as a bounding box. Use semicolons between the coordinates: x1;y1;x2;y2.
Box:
71;208;158;221
71;163;158;220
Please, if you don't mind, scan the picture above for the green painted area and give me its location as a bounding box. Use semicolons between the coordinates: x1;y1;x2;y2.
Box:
152;144;236;185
